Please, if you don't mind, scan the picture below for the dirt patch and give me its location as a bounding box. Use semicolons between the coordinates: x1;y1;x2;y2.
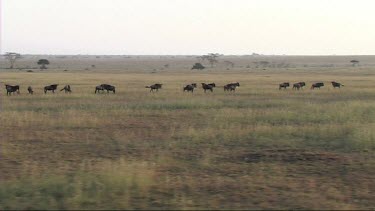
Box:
240;149;346;163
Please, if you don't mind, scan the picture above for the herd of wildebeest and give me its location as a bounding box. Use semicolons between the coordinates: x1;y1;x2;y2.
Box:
3;81;344;96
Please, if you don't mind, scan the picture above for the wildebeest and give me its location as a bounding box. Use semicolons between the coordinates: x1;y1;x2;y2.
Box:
44;84;58;94
5;84;20;96
201;83;215;92
146;83;163;92
331;81;344;88
101;84;116;94
279;82;290;90
293;82;305;90
224;82;240;92
207;83;216;87
95;85;105;94
183;83;197;93
311;82;324;89
60;85;72;93
27;86;34;94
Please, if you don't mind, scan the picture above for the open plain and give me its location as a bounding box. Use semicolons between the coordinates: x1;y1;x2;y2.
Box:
1;55;375;209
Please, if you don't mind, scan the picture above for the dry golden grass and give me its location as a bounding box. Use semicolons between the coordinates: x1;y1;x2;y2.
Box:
1;57;375;209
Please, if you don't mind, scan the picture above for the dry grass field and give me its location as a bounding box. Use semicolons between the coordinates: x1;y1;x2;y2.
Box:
1;55;375;209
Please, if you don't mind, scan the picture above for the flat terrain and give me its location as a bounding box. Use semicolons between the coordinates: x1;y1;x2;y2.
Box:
1;55;375;209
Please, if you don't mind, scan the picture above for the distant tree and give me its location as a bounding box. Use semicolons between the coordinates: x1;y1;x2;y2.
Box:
350;60;359;67
191;63;205;70
259;61;270;67
253;61;270;68
207;53;222;67
223;61;235;68
164;64;170;68
197;53;223;68
4;52;21;69
37;59;50;69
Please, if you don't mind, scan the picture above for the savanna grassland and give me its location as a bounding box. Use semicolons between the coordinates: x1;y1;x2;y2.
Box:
1;55;375;209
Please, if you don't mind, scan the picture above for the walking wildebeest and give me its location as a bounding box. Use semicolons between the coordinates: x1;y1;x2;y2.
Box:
293;82;306;90
279;82;290;90
207;83;216;87
183;83;197;93
201;83;215;92
60;85;72;93
224;82;240;92
27;86;34;94
5;84;20;96
311;82;324;89
101;84;116;94
293;83;302;90
44;84;58;94
331;81;344;88
146;83;163;92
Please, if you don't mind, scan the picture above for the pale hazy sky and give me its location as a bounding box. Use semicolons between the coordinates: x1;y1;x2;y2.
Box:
1;0;375;55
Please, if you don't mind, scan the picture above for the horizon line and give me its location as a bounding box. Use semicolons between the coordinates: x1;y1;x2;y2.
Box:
3;53;375;57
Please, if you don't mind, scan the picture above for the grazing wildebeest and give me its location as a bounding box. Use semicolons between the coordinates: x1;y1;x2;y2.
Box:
146;83;163;92
95;85;105;94
201;83;215;92
224;82;240;92
331;81;344;88
44;84;58;94
5;84;20;96
60;85;72;93
101;84;116;94
27;86;34;94
279;82;290;90
311;82;324;90
183;83;197;93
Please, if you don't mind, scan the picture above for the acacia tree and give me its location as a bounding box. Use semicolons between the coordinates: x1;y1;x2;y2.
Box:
37;59;50;69
191;63;205;70
223;60;235;69
197;53;222;68
4;52;21;69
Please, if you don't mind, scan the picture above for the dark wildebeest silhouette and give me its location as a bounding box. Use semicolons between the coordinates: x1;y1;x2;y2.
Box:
279;82;290;90
27;86;34;94
5;84;20;96
101;84;116;94
60;85;72;93
183;83;197;93
207;83;216;87
95;85;105;94
293;83;302;90
311;82;324;90
146;83;163;92
331;81;344;88
201;83;215;92
224;82;240;92
293;82;305;90
293;82;306;90
44;84;58;94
